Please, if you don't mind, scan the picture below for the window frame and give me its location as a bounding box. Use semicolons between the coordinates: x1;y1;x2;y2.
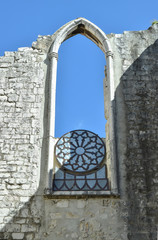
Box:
45;18;118;196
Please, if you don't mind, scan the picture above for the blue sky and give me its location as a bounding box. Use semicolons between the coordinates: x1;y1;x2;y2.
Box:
0;0;157;137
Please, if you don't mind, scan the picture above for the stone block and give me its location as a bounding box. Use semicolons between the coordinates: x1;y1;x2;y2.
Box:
6;224;21;232
26;233;34;240
0;63;11;68
14;218;26;224
12;233;24;239
7;184;20;190
50;213;62;219
71;232;78;239
4;51;15;57
0;57;14;63
20;208;29;218
8;94;19;102
56;200;69;208
21;224;37;232
66;212;79;219
77;200;86;209
21;184;31;190
0;96;7;101
20;196;30;202
16;179;27;184
0;173;10;178
0;217;4;223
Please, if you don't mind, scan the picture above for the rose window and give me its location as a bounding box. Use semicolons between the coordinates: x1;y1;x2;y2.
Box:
53;130;109;191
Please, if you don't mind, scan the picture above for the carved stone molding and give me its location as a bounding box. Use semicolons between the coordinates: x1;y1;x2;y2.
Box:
105;50;114;58
48;52;58;60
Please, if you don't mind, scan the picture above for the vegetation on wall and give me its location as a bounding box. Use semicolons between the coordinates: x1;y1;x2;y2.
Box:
152;20;158;25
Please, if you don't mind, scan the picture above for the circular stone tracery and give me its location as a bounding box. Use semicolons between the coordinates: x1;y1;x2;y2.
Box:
55;130;106;173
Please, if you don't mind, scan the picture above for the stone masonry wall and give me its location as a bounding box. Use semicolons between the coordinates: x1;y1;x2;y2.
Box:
0;24;158;240
110;24;158;240
0;47;46;240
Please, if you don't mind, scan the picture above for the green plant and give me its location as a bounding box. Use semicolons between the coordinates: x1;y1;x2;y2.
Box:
152;20;158;25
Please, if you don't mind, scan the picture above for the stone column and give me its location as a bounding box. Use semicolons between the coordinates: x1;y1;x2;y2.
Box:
106;50;118;195
46;52;58;189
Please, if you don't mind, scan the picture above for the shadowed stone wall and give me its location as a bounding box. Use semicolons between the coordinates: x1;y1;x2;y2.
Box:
110;24;158;240
0;23;158;240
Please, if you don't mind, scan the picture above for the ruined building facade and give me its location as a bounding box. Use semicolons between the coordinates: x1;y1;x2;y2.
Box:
0;18;158;240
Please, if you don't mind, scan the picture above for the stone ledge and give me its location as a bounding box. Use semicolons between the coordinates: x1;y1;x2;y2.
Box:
43;190;120;199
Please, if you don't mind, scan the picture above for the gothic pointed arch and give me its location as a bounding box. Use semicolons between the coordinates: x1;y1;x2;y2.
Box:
49;17;112;54
46;18;118;196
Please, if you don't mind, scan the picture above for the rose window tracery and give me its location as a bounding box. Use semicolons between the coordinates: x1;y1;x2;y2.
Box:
53;130;109;191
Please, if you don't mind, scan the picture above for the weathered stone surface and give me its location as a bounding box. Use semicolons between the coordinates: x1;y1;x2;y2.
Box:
56;200;69;208
12;233;24;239
0;20;158;240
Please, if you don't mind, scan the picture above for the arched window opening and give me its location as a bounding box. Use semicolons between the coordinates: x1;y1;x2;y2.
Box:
46;18;118;196
55;34;106;138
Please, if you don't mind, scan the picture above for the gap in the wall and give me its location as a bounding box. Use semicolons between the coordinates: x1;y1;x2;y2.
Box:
55;34;106;138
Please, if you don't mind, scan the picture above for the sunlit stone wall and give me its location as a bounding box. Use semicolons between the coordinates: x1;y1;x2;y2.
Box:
0;23;158;240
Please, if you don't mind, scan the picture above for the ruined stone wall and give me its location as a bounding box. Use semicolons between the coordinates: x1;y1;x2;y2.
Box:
0;47;46;240
110;24;158;239
0;24;158;240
